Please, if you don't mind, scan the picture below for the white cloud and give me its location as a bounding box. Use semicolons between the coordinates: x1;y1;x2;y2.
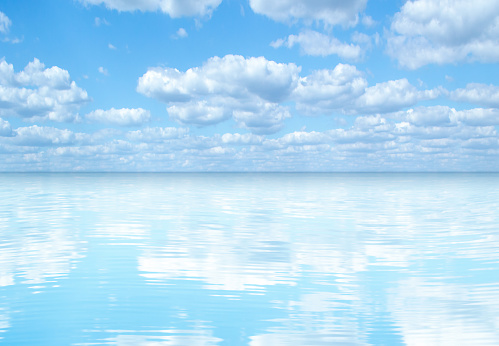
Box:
98;66;108;76
0;118;12;137
271;30;363;60
1;105;498;171
391;106;499;128
452;108;499;126
233;102;291;134
293;67;439;115
86;108;151;126
249;0;367;27
138;55;442;130
176;27;188;38
108;43;117;50
450;83;499;108
403;106;455;126
292;64;367;115
13;125;78;146
220;133;264;145
0;11;11;34
80;0;223;18
361;15;376;27
278;131;329;146
0;58;90;122
387;0;499;68
137;55;300;133
94;17;110;26
126;127;188;142
167;101;229;125
355;79;441;114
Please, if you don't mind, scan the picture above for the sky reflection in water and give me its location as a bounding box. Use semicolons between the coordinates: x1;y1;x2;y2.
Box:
0;173;498;345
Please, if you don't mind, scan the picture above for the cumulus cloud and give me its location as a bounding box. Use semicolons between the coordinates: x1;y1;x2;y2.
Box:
249;0;367;27
293;66;439;115
233;102;291;134
292;64;367;115
167;101;229;125
80;0;222;18
138;55;300;133
355;79;441;114
387;0;499;68
138;55;442;131
0;58;90;122
138;55;301;103
402;106;455;126
0;11;11;34
271;30;363;60
450;83;499;108
86;108;151;126
452;108;499;126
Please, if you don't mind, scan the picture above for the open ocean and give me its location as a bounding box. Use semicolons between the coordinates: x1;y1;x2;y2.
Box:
0;173;498;345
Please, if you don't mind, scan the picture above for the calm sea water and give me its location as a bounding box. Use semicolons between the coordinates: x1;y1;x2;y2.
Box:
0;173;498;345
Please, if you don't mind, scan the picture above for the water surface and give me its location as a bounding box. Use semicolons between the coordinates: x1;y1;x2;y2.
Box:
0;173;498;345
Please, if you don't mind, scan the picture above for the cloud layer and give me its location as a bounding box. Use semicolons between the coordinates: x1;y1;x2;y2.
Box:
1;104;498;171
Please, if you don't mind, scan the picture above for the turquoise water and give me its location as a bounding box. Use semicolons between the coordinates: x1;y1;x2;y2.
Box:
0;173;498;345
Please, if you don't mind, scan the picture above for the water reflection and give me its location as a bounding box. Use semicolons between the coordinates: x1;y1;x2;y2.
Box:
80;328;222;345
0;306;9;341
0;173;498;345
0;175;86;289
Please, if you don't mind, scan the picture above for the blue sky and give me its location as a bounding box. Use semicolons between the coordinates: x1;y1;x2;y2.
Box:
0;0;498;171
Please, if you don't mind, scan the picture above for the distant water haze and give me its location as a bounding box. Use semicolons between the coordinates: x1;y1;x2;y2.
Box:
0;173;498;345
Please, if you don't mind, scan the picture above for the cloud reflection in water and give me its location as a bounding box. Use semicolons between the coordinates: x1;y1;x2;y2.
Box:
0;173;497;345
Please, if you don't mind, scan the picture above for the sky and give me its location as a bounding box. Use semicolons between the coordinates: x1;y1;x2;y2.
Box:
0;0;498;172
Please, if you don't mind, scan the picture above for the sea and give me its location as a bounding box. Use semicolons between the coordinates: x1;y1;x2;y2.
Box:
0;173;498;345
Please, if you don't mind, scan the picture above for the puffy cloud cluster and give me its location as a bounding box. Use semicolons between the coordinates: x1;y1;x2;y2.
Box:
137;55;299;134
387;0;499;68
355;79;441;114
79;0;222;17
138;55;439;133
249;0;368;27
86;108;151;126
0;59;89;122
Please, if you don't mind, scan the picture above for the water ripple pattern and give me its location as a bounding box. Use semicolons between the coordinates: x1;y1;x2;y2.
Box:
0;173;498;345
